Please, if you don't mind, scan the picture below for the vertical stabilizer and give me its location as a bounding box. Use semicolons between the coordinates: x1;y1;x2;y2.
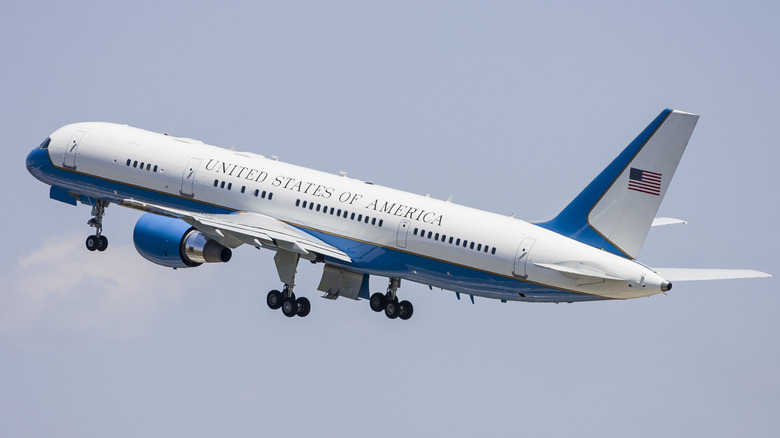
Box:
538;109;699;259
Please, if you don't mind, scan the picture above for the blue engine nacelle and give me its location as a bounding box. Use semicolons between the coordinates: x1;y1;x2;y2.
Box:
133;213;232;268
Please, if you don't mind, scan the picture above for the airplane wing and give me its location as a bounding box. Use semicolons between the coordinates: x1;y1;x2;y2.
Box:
120;199;351;262
533;262;628;281
652;268;772;281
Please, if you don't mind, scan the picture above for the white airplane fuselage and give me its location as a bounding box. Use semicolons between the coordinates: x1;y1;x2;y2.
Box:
26;121;671;304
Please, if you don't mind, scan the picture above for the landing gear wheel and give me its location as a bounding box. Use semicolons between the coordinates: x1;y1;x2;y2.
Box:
399;300;414;320
267;290;283;310
282;298;297;317
296;297;311;317
370;293;386;312
97;235;108;252
85;235;98;251
385;298;400;319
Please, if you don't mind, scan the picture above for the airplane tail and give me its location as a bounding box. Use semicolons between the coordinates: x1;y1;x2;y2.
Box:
538;109;699;259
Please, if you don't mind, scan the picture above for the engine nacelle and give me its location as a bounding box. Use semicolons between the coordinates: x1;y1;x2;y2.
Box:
133;213;232;268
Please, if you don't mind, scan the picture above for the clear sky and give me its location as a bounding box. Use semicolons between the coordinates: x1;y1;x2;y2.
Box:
2;1;778;437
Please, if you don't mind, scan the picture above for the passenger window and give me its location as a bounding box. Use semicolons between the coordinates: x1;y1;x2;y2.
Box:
153;165;158;172
302;201;307;208
491;247;496;255
330;207;335;215
449;237;453;244
414;228;418;235
477;244;482;251
241;186;246;193
351;213;355;220
133;161;138;168
296;199;301;207
268;193;273;200
262;191;267;198
357;214;363;221
427;232;432;239
146;164;151;171
220;181;225;189
140;162;144;169
227;183;232;190
337;209;342;216
371;218;376;225
255;189;260;197
378;219;383;227
470;242;475;250
126;159;131;166
435;233;440;240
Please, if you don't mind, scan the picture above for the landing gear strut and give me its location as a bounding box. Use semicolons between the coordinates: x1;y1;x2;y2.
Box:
85;200;109;252
370;278;413;320
266;250;310;317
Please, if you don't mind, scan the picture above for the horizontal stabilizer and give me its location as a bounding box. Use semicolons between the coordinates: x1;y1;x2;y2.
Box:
651;217;688;227
654;268;772;281
534;262;627;281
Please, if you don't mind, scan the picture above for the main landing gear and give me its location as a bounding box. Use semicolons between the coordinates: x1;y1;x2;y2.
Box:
266;250;310;317
370;278;413;320
85;200;109;252
266;286;311;318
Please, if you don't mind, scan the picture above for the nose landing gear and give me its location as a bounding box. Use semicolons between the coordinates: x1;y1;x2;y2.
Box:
85;200;109;252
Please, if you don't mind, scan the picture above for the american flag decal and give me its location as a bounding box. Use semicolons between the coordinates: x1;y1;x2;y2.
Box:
628;167;662;196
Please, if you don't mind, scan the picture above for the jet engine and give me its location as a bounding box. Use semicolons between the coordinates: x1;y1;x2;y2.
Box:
133;213;232;268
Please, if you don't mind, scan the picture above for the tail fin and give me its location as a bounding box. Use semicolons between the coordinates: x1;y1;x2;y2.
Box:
538;109;699;259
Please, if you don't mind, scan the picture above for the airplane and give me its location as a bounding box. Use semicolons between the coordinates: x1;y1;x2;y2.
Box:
25;109;771;320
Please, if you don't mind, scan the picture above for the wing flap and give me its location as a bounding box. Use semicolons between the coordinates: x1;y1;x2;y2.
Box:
120;199;351;262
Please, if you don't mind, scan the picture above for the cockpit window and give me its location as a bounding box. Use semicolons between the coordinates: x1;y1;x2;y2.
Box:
39;137;51;149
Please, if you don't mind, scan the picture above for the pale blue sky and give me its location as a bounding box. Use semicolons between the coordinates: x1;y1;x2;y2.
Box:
2;1;778;437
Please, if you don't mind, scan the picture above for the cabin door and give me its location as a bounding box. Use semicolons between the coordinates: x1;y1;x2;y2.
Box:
180;158;201;196
513;238;536;278
396;220;410;248
63;130;86;169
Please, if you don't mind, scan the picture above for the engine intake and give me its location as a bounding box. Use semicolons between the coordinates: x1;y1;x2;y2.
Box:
133;213;232;268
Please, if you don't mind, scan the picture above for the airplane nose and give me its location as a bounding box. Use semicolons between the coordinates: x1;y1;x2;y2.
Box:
26;139;52;181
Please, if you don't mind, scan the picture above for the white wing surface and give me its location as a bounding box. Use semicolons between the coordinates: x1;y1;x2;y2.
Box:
121;199;351;262
654;268;772;281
